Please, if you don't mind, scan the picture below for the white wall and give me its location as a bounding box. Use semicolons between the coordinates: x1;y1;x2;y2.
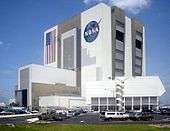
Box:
81;3;112;97
85;76;166;105
124;76;165;97
85;81;116;105
142;26;146;76
30;64;76;86
18;64;77;108
39;96;85;108
124;17;132;77
19;64;76;87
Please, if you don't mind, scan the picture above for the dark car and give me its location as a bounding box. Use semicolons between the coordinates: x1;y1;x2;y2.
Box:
0;107;4;113
129;111;153;121
39;109;67;121
160;108;170;115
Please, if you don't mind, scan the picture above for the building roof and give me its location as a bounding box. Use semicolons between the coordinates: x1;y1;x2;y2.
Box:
123;76;166;97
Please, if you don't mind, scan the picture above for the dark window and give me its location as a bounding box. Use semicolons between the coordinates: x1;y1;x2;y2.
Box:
91;106;98;111
125;106;132;111
116;100;119;104
100;106;107;111
116;20;124;28
136;31;143;37
142;105;149;110
107;113;115;115
116;30;124;42
136;40;142;49
134;105;140;110
22;89;27;107
108;106;115;111
46;32;51;45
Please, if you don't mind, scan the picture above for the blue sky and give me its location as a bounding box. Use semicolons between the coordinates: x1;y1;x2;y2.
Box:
0;0;169;104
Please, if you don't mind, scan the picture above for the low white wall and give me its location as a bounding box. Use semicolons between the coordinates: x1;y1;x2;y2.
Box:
39;96;85;109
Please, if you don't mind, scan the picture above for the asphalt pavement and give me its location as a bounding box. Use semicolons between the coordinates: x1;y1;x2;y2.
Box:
1;113;170;125
0;114;39;124
39;113;170;124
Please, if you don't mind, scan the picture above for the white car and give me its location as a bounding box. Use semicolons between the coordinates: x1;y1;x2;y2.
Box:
100;111;129;121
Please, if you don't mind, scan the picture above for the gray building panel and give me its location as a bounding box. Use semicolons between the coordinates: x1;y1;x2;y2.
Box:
76;28;81;88
58;15;81;87
58;15;81;68
20;68;29;90
131;20;144;76
63;36;75;70
111;7;125;78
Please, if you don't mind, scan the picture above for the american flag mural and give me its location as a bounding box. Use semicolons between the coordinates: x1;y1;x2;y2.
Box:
45;30;56;64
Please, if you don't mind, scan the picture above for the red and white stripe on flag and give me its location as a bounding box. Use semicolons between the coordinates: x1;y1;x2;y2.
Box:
45;30;56;64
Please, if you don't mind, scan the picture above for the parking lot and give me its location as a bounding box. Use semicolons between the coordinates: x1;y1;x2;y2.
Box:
1;112;170;125
44;112;170;124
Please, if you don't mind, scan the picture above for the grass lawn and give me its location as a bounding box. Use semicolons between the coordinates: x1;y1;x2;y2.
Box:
0;124;170;131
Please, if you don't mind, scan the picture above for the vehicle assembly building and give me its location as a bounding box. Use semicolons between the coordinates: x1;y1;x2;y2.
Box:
15;3;165;111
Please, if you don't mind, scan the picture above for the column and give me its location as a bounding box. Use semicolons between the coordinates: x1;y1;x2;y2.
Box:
140;97;142;111
132;97;134;111
156;97;159;110
98;97;100;112
123;97;125;112
106;97;109;111
148;97;151;110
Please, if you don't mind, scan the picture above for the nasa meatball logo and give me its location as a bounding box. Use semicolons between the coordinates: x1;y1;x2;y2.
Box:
84;19;101;43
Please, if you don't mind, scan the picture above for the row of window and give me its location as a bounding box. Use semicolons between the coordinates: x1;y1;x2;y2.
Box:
115;21;125;77
125;105;157;111
135;33;143;76
125;97;157;106
91;105;157;111
115;20;143;77
91;97;116;105
91;97;157;106
91;105;157;112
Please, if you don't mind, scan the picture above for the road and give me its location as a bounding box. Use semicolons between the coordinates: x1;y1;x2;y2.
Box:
40;113;170;124
0;113;170;125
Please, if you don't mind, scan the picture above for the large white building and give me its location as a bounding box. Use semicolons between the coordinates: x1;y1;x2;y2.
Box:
15;3;165;111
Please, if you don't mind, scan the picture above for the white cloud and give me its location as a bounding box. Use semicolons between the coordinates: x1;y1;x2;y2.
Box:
0;41;3;45
83;0;151;14
0;41;12;50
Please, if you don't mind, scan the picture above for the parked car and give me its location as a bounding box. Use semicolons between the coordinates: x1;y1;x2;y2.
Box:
0;107;4;113
152;110;161;115
160;108;170;115
67;110;76;118
100;111;129;121
129;111;153;121
39;109;67;121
